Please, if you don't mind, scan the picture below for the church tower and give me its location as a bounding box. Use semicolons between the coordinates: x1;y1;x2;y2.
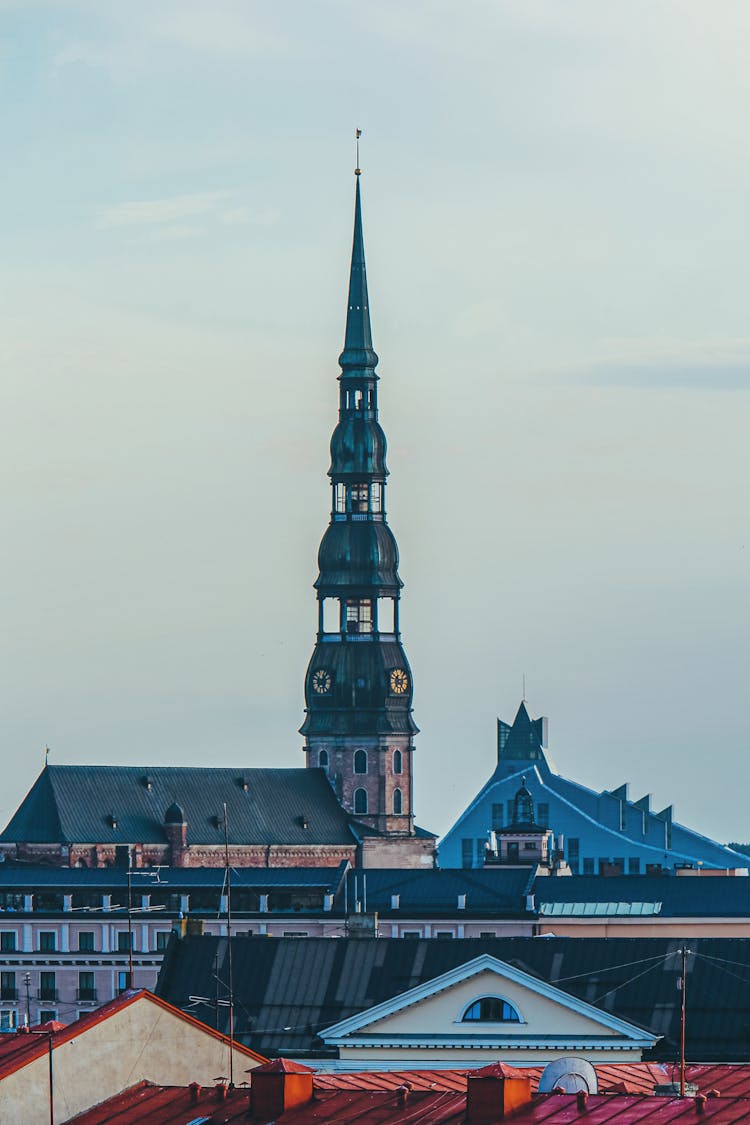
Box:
301;167;419;839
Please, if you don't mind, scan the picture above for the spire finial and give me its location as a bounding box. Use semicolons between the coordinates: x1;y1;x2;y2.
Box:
355;128;362;176
44;745;50;766
522;673;526;702
338;151;379;374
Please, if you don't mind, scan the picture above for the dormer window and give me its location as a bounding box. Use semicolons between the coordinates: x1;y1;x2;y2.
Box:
462;997;521;1023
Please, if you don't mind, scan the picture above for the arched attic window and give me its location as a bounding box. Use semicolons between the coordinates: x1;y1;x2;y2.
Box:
461;997;521;1023
319;750;329;768
354;788;368;815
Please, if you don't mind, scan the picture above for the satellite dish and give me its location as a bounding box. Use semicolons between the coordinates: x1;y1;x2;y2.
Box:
538;1056;598;1094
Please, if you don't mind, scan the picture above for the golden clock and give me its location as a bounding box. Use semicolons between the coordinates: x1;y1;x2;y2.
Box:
390;668;409;695
312;669;332;694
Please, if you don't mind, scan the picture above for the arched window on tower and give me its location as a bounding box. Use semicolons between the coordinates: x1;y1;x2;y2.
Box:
393;749;402;774
319;750;329;768
371;482;382;512
354;788;368;815
393;788;403;815
354;749;367;774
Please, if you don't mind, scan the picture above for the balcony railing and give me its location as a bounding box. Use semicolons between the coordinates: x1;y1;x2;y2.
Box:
37;990;59;1002
76;989;97;1002
0;988;17;1001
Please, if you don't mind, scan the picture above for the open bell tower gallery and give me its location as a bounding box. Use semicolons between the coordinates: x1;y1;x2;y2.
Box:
300;172;432;863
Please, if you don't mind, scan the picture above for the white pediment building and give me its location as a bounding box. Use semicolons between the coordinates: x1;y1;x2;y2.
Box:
321;954;658;1069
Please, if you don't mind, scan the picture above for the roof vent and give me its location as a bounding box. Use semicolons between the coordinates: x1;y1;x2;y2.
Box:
391;894;400;910
457;893;467;910
141;775;153;792
297;815;309;829
237;776;249;791
107;814;118;830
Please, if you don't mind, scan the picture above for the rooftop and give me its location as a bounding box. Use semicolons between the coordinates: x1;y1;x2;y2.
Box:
0;765;357;848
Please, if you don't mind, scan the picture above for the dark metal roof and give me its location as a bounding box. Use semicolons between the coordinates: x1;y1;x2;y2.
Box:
535;875;750;918
339;867;534;916
0;766;357;847
0;863;349;892
315;520;401;593
156;935;750;1062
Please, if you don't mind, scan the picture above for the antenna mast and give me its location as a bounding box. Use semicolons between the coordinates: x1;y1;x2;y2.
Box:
679;944;688;1096
222;802;235;1086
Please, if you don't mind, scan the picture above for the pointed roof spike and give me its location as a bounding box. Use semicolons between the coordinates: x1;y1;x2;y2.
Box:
513;699;532;725
338;175;379;376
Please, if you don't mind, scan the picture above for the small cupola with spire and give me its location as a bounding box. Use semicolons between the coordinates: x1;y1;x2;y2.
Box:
486;776;567;874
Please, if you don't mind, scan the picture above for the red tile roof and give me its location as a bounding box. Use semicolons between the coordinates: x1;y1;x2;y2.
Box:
685;1065;750;1099
315;1062;670;1096
59;1077;750;1125
66;1082;468;1124
65;1081;252;1124
0;989;265;1083
508;1093;750;1122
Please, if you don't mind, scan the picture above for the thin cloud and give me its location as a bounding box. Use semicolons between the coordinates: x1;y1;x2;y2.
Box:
572;361;750;392
97;191;230;229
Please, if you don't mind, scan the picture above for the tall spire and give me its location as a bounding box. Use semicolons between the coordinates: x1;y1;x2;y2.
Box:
338;175;379;375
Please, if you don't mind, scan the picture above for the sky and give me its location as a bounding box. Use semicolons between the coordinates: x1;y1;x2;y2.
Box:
0;1;748;845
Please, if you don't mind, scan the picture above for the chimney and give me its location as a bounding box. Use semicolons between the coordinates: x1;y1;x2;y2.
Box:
188;1082;201;1103
164;803;188;868
251;1059;314;1118
466;1063;532;1122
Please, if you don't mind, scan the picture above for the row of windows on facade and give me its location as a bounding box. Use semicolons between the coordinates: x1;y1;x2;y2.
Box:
0;968;139;1005
0;930;170;954
461;836;646;875
340;386;376;414
317;598;404;638
0;890;323;914
353;787;403;816
320;598;396;635
318;748;403;774
334;481;383;514
489;801;672;849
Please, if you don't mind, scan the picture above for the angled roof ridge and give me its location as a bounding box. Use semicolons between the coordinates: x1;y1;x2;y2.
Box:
0;766;63;844
0;989;266;1083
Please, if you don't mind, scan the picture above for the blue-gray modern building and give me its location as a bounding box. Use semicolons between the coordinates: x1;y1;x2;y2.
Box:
439;700;748;873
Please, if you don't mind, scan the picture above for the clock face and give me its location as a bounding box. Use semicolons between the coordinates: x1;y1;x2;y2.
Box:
312;669;332;694
390;668;409;695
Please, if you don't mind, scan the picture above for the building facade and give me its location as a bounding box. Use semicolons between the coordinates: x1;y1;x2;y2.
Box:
439;700;749;875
